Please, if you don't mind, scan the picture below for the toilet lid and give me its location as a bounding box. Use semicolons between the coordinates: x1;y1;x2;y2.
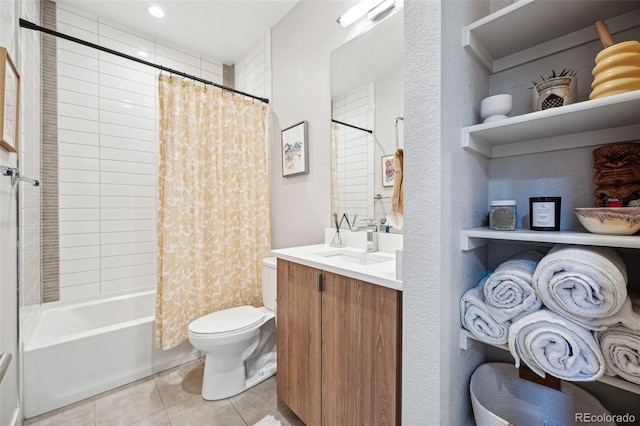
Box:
189;306;265;335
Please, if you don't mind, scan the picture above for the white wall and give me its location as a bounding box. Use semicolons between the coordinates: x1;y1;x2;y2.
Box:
271;0;351;249
56;4;224;301
0;0;41;424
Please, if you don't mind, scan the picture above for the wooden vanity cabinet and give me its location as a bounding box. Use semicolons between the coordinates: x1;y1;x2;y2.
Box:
277;259;402;426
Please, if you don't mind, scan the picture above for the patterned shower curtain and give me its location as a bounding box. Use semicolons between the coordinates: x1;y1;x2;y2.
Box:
155;75;271;350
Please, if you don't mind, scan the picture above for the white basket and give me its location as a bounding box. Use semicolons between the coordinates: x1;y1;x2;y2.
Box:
470;363;614;426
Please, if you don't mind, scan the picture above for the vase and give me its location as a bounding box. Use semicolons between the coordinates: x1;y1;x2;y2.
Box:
532;76;577;111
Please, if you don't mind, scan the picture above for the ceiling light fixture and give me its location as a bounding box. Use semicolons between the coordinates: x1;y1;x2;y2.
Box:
337;0;386;28
147;5;165;19
137;50;149;58
367;0;395;21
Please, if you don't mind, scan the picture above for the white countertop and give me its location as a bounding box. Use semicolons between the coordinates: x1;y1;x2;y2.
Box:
270;244;402;292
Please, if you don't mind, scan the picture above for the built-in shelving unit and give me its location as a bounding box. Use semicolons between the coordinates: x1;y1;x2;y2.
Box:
460;329;640;395
456;0;640;419
461;227;640;251
463;0;640;73
462;90;640;158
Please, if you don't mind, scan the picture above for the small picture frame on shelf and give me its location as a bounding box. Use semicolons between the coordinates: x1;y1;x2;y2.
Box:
382;154;395;187
0;47;20;154
281;121;308;177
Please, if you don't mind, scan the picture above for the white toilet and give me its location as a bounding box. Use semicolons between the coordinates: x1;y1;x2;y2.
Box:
188;257;277;400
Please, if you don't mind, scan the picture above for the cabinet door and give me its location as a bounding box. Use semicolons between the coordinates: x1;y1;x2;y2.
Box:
321;271;402;426
276;260;322;426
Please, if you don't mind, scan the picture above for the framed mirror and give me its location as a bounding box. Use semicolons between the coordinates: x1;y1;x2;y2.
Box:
330;11;403;228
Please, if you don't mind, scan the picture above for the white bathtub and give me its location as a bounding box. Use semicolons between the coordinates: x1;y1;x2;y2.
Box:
23;290;199;418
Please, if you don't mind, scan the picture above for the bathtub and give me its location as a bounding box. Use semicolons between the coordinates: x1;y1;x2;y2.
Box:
23;290;200;418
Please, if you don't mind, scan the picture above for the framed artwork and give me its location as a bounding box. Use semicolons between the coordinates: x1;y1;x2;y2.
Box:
0;47;20;154
382;154;395;187
281;120;308;177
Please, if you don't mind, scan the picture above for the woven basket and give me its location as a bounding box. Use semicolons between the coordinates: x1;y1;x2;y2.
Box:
470;363;614;426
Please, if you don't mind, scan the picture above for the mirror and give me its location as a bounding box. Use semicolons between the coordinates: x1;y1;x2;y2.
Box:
331;11;403;229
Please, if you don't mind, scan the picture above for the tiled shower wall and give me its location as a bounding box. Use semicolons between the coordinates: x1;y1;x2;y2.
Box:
19;0;43;339
332;83;375;225
55;4;224;301
235;33;271;100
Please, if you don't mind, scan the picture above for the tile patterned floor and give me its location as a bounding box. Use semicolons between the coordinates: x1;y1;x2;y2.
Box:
24;358;293;426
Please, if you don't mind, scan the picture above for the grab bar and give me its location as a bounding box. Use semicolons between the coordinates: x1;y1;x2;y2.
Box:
1;166;40;186
0;353;12;384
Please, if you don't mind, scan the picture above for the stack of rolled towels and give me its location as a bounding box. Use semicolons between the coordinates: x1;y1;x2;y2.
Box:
460;245;640;385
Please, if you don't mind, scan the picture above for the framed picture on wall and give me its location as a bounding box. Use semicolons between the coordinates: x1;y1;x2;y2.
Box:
382;154;395;187
0;47;20;154
281;120;309;177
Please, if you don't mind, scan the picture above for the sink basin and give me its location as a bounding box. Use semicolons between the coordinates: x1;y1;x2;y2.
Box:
312;248;394;266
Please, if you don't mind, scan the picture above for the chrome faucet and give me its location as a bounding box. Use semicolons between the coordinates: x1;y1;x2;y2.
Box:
354;219;378;252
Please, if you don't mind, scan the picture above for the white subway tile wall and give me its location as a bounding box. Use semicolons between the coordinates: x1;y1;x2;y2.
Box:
20;0;43;338
57;4;224;300
235;33;271;100
332;84;375;225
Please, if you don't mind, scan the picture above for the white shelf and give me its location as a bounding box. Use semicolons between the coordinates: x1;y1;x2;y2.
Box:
461;227;640;251
462;90;640;158
460;329;640;395
463;0;640;73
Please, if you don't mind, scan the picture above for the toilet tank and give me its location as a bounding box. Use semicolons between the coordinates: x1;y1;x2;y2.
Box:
261;257;277;312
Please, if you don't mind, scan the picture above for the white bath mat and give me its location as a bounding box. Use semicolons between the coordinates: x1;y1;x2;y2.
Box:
254;415;282;426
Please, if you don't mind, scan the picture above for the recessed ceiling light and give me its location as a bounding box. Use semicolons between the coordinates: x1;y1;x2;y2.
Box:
147;5;165;19
137;51;149;58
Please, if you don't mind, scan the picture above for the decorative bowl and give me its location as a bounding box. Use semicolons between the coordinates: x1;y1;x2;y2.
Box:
480;94;512;123
574;207;640;236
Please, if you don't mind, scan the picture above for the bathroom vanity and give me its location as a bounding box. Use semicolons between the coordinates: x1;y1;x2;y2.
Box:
271;241;402;426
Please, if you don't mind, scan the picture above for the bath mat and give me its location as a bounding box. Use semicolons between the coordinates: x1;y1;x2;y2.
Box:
254;415;282;426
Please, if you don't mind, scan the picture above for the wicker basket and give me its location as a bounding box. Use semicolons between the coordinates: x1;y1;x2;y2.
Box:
470;363;614;426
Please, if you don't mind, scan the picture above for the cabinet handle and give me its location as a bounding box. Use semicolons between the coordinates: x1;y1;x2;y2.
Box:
316;274;322;292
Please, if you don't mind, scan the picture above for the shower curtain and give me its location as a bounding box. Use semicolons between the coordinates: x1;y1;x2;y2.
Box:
155;75;271;350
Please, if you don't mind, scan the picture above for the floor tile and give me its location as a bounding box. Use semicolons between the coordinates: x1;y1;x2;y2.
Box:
230;376;291;426
128;409;172;426
154;359;204;409
24;397;95;426
94;376;165;426
166;397;247;426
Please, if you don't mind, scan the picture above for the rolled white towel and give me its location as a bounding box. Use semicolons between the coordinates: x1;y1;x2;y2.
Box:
597;325;640;385
460;275;511;345
533;244;634;330
596;295;640;385
509;309;605;381
484;250;544;323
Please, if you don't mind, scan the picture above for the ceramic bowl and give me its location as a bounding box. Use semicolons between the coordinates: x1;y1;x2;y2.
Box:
480;94;512;123
574;207;640;235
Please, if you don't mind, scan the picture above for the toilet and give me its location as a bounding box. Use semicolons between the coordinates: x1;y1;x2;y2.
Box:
188;257;277;400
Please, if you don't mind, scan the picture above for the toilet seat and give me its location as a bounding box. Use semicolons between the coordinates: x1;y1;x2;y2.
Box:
188;305;265;336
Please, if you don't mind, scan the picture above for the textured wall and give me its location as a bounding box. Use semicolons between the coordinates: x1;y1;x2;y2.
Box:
403;0;443;423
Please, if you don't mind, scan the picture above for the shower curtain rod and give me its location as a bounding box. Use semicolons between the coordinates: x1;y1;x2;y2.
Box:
331;119;373;134
19;19;269;104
